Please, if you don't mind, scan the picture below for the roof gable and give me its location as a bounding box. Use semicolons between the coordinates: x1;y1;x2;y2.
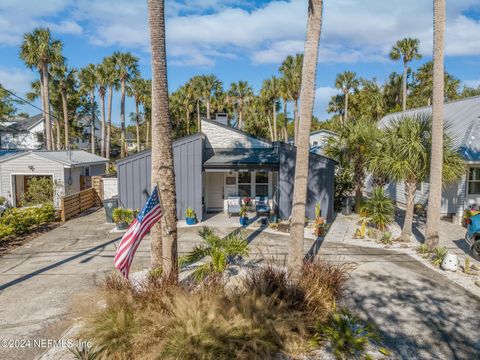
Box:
201;119;271;149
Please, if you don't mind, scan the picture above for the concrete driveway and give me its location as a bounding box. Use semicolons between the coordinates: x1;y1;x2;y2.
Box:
1;209;479;359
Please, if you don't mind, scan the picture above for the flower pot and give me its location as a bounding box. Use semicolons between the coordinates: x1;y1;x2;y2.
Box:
116;221;128;230
186;217;196;225
239;217;249;226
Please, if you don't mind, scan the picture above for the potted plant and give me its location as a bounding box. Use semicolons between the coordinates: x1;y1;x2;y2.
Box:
239;206;248;226
313;217;325;237
112;208;134;230
243;197;252;211
185;207;197;225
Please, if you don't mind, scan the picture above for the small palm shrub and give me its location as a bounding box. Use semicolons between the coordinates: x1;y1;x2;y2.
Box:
416;243;429;255
430;246;448;267
112;208;134;225
316;308;379;360
379;231;392;245
362;187;394;231
185;207;196;218
180;227;249;281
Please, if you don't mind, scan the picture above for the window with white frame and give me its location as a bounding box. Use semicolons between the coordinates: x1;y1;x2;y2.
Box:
468;168;480;194
238;172;251;197
255;171;268;196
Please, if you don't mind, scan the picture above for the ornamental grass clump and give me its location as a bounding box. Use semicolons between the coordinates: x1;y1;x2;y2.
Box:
361;187;394;231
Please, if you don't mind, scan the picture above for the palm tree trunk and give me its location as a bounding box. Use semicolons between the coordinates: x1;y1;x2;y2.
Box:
106;85;113;160
344;91;349;123
61;89;69;149
273;101;277;141
90;90;95;154
206;98;211;120
288;0;323;275
426;0;446;250
400;181;416;241
148;0;178;278
100;94;106;157
186;107;190;135
267;109;274;141
196;100;201;130
42;64;52;150
136;101;140;152
293;98;299;145
402;63;407;111
282;99;288;142
146;119;150;148
55;116;61;150
120;80;126;158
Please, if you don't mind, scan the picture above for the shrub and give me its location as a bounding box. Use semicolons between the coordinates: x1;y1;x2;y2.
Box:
0;203;56;240
185;207;196;218
362;187;394;231
431;246;448;267
316;308;379;360
239;205;248;218
112;208;135;225
20;176;56;206
416;243;430;255
379;232;392;245
465;257;471;274
0;196;6;206
180;227;249;281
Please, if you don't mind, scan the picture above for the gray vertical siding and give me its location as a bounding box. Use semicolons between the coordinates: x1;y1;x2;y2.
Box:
117;134;203;220
278;143;335;221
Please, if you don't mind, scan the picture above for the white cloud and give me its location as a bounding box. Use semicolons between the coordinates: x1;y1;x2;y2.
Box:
315;86;338;120
0;67;35;96
464;79;480;88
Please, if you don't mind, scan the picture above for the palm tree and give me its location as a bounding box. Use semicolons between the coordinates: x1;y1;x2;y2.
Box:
228;81;253;129
188;76;203;130
279;76;290;141
128;77;147;151
389;37;422;111
260;76;280;141
50;63;76;149
335;71;359;123
279;53;303;144
426;0;447;250
147;0;178;277
96;63;110;157
78;64;97;154
178;83;195;134
199;75;222;120
288;0;323;275
369;114;463;241
112;51;139;158
102;56;119;160
20;28;64;150
141;79;152;148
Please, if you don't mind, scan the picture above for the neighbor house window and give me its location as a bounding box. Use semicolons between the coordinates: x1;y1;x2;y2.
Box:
468;168;480;194
312;140;318;146
255;172;268;196
238;172;251;197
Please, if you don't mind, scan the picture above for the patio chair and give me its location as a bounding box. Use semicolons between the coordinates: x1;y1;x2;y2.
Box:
227;196;241;218
255;196;270;216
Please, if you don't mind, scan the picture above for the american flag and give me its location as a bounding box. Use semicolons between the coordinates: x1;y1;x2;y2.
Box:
114;186;163;278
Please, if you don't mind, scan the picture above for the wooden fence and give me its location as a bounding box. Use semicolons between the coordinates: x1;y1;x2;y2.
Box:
60;187;102;222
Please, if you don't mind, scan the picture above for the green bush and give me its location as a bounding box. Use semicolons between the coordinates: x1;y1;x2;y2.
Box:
431;246;448;267
20;177;56;206
362;187;395;231
0;203;56;240
185;207;196;218
112;208;135;225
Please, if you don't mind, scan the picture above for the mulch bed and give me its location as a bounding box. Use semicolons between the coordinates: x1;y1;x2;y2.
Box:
0;221;63;257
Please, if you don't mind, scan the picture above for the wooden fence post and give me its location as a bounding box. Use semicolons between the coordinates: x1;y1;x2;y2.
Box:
61;196;66;222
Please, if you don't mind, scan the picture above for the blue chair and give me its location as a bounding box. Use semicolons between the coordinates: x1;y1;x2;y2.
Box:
255;196;270;216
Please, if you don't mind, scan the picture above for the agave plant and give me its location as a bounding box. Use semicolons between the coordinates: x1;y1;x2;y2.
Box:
361;187;395;231
430;246;448;267
180;227;249;281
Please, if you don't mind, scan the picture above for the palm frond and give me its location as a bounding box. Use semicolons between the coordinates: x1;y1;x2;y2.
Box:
179;245;209;266
191;262;213;281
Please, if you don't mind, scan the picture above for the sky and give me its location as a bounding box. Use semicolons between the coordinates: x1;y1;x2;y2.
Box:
0;0;479;125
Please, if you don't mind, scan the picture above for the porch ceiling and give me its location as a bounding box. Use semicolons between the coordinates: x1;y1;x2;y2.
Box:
203;148;279;171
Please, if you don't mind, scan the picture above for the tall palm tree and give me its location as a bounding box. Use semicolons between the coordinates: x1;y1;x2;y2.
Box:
128;77;147;151
96;63;110;157
369;115;463;241
279;76;290;141
112;51;139;158
426;0;447;250
335;71;359;123
389;37;422;112
228;81;253;129
50;63;76;149
188;76;203;130
260;76;280;141
78;64;97;154
288;0;323;275
178;83;195;134
101;56;119;160
199;74;222;120
141;79;152;148
20;28;64;150
279;53;303;144
147;0;178;277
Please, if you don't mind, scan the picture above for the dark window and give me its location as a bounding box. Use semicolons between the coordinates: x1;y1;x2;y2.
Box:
238;172;251;197
255;172;268;196
468;168;480;194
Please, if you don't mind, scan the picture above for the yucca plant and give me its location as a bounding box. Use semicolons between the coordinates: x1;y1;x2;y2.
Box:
361;187;394;231
430;246;448;267
180;227;249;281
317;308;379;360
69;344;101;360
416;243;430;257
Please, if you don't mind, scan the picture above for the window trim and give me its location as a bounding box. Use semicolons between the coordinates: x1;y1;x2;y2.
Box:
468;167;480;195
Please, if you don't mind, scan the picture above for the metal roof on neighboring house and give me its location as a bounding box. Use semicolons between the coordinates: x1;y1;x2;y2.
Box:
380;96;480;162
203;148;279;169
0;114;43;132
0;150;108;166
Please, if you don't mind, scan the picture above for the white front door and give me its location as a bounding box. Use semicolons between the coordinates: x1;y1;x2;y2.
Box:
206;172;224;211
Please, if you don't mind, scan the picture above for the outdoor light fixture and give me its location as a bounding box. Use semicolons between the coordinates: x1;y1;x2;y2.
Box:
28;165;35;171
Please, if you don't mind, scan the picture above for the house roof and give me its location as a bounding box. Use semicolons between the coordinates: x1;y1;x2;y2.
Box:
380;96;480;162
203;148;279;169
0;114;43;132
310;129;338;137
0;150;108;166
201;118;273;146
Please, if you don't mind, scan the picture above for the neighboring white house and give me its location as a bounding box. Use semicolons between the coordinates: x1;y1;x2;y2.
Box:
0;150;108;208
0;114;44;149
73;116;102;151
309;129;338;156
366;95;480;224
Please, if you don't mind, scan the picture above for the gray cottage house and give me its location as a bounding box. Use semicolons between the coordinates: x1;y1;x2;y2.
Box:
117;118;335;221
0;150;108;208
366;95;480;224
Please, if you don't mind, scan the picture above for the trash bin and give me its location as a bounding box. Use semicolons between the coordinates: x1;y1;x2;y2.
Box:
341;196;353;215
103;197;118;223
